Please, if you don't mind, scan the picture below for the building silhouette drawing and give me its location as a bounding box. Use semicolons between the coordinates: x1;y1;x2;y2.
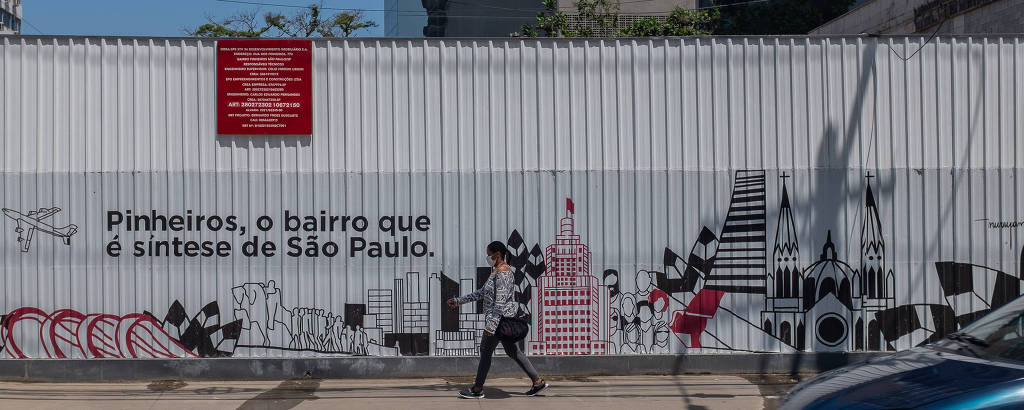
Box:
761;174;895;352
761;175;804;348
367;289;393;334
529;198;609;355
704;170;768;294
857;176;896;350
377;272;431;355
433;272;491;356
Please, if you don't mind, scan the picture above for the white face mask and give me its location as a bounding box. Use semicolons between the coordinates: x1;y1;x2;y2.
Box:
486;255;497;267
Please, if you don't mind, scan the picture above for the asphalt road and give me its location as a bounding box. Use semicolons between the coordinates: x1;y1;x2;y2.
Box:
0;375;808;410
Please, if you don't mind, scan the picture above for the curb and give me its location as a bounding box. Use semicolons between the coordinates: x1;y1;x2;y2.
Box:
0;352;888;382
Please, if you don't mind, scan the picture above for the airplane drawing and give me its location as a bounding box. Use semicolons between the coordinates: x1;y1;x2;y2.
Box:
1;207;79;252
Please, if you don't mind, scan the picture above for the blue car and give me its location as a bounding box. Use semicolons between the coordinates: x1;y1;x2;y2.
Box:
782;296;1024;409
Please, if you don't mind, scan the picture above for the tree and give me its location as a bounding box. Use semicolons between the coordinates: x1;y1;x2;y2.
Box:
572;0;621;37
522;0;719;38
187;4;376;38
620;7;720;36
332;12;378;38
186;10;283;38
524;0;619;38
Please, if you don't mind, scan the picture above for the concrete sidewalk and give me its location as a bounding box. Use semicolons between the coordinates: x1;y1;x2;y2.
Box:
0;375;805;410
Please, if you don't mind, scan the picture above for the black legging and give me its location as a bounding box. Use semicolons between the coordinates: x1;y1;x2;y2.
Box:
474;334;539;388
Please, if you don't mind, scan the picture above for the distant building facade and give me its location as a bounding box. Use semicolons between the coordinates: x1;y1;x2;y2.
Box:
0;0;21;35
418;0;540;37
406;0;698;38
558;0;697;36
385;0;429;37
811;0;1024;35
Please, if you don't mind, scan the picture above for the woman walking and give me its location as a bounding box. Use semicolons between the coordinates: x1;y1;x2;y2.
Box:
447;241;549;399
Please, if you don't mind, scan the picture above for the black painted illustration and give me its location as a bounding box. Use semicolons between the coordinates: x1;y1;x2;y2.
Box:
758;174;896;351
435;229;547;356
2;170;1021;359
145;300;243;357
2;207;78;252
231;280;398;355
608;269;672;354
704;170;769;295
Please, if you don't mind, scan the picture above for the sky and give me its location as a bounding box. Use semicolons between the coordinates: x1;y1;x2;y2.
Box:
23;0;391;37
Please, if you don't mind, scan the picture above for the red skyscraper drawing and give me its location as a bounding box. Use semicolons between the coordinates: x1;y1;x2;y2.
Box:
529;198;609;356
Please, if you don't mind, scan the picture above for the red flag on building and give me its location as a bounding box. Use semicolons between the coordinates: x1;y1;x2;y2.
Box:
566;197;574;214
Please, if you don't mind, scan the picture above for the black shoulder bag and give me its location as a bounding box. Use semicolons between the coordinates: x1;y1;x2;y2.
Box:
492;271;530;342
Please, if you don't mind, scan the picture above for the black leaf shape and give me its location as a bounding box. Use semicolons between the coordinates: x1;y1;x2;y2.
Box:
663;247;681;268
510;252;529;269
164;300;188;327
517;284;532;305
179;319;205;351
507;230;524;249
219;319;244;340
526;262;546;280
201;301;220;317
697;226;717;244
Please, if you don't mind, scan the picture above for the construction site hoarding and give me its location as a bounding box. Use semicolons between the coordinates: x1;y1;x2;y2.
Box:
0;36;1022;359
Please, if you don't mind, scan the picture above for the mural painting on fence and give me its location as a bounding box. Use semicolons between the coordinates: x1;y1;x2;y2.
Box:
0;301;241;358
2;207;78;253
1;171;1022;358
435;229;546;356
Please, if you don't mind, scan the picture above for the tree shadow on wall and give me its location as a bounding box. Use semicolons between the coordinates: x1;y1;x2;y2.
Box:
806;39;894;269
772;37;893;380
749;39;994;387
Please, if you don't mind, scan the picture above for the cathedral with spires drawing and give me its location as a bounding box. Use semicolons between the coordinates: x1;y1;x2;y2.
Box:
760;174;896;352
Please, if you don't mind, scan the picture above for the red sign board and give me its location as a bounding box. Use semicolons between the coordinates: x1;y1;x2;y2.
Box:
217;39;313;135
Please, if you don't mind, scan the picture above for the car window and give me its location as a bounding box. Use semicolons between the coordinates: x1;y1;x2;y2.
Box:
951;296;1024;362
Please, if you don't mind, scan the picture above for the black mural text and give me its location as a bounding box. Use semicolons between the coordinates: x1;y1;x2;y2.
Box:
104;210;432;259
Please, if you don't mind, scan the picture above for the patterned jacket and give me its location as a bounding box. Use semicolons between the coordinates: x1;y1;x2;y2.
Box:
454;268;518;334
